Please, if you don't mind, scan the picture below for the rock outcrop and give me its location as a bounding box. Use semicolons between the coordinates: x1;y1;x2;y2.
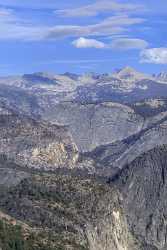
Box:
43;101;144;152
84;113;167;177
0;106;79;171
112;145;167;250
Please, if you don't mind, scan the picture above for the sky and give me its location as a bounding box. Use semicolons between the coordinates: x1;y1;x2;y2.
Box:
0;0;167;75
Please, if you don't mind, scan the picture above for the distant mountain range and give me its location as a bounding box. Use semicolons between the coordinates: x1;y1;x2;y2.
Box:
0;67;167;106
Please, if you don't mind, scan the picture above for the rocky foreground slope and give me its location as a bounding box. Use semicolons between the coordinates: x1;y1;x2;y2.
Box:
0;172;140;250
111;145;167;250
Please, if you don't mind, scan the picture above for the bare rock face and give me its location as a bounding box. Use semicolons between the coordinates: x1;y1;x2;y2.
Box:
0;108;79;171
43;101;144;152
86;197;138;250
112;145;167;250
112;120;167;169
84;113;167;177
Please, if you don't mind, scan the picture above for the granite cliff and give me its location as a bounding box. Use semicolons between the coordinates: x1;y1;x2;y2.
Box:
0;104;79;171
112;145;167;250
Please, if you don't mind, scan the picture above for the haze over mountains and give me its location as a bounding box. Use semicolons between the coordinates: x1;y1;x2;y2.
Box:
1;67;167;249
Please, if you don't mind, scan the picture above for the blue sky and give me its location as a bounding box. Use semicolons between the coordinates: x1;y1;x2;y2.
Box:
0;0;167;75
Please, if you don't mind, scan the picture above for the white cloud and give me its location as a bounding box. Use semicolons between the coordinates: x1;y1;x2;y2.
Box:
72;37;148;50
72;37;105;49
140;48;167;64
57;0;144;17
0;7;145;42
111;38;148;50
0;8;47;41
47;15;144;39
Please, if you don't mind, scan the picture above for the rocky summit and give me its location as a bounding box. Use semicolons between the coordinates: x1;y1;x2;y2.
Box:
1;68;167;250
